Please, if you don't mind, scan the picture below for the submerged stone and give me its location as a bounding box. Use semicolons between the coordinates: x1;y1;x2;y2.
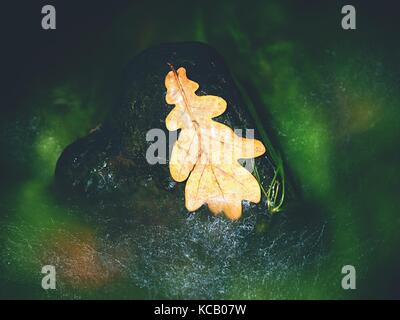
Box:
50;43;328;299
55;42;275;224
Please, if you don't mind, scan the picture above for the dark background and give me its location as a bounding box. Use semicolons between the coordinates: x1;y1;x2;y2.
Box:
3;0;400;114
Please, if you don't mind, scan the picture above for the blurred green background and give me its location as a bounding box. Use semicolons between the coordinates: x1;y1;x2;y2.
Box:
0;0;399;299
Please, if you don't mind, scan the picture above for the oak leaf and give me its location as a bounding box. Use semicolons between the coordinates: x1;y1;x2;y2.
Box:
165;66;266;220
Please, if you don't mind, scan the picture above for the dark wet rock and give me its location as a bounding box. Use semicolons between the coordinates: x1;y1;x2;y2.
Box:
55;42;275;224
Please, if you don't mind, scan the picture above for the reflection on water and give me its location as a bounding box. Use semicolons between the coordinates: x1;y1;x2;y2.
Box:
1;188;327;299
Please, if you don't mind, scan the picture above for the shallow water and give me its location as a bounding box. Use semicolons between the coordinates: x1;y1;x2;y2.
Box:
1;0;399;299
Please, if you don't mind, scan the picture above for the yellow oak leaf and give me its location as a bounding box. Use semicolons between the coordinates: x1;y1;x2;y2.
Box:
165;65;266;220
